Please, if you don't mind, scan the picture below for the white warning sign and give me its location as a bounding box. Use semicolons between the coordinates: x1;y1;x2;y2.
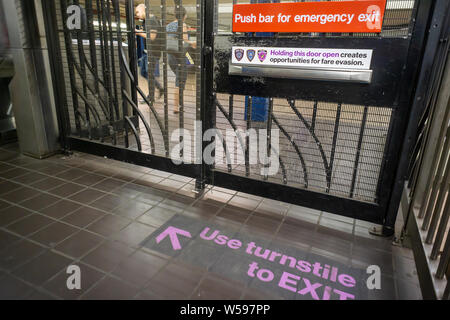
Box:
232;46;373;70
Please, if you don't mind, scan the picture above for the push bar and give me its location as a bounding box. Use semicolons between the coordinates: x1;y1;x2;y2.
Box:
229;63;373;83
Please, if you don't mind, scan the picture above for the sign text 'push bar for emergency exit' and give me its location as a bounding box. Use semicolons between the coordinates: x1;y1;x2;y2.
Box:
232;0;387;33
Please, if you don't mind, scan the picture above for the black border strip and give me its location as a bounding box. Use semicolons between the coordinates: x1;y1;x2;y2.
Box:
68;137;200;178
211;170;382;224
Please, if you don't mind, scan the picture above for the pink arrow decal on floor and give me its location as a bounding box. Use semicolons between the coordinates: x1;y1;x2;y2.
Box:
156;226;192;250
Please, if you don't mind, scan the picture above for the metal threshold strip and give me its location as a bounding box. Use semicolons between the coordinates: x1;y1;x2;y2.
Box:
229;63;373;83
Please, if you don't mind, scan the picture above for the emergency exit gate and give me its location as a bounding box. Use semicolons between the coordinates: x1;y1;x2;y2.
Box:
42;0;437;233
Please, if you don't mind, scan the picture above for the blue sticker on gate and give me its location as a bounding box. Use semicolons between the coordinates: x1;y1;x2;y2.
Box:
247;49;256;62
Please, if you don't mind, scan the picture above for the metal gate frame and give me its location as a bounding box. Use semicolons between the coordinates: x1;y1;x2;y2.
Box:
200;0;439;234
42;0;201;180
41;0;440;233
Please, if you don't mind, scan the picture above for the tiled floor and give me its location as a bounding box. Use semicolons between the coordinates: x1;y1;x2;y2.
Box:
0;142;422;300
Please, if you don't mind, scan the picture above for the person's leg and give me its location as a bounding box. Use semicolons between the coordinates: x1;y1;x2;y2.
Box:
179;63;187;92
151;57;163;95
174;89;179;114
141;52;149;80
168;54;180;113
147;55;156;102
138;53;149;104
175;57;188;114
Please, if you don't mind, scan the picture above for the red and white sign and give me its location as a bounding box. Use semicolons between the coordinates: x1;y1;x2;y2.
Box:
232;0;387;33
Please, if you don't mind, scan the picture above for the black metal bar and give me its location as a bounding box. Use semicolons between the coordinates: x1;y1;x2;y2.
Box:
99;0;113;128
60;0;82;136
106;0;120;121
67;50;110;120
73;0;92;139
97;0;110;142
94;0;114;137
176;0;184;160
328;103;341;192
124;116;142;151
100;0;115;130
86;0;113;142
209;93;217;170
425;154;449;245
436;209;450;278
407;130;425;191
73;86;101;125
194;0;203;170
350;106;368;198
119;46;166;127
264;97;273;181
245;96;252;177
41;0;70;151
123;0;133;148
288;99;330;187
73;15;112;97
122;89;155;152
444;282;450;300
212;170;382;224
145;0;155;104
216;97;286;185
270;144;287;185
422;127;450;231
85;0;99;96
55;29;138;34
214;129;232;173
272;113;307;187
430;182;449;260
311;100;318;133
126;0;138;106
381;0;440;231
113;0;129;149
405;199;439;299
107;0;119;145
197;0;213;190
68;137;199;178
114;0;153;153
214;100;246;164
162;0;169;157
408;9;450;206
229;95;234;120
95;0;108;92
118;46;167;149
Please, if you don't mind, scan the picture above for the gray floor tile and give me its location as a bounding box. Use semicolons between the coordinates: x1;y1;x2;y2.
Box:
0;239;46;271
12;251;73;286
0;274;34;299
6;213;54;236
0;147;424;300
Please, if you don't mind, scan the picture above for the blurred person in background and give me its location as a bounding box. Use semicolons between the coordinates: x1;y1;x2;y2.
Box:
166;6;196;114
135;3;164;102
